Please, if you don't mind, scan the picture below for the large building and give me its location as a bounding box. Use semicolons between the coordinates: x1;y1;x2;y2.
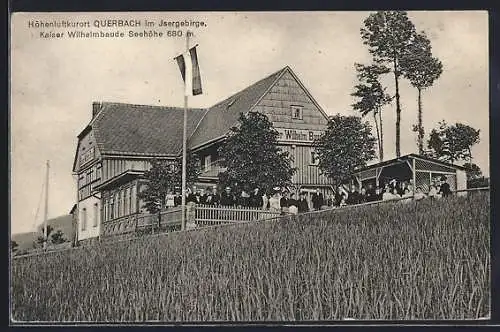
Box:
72;66;335;242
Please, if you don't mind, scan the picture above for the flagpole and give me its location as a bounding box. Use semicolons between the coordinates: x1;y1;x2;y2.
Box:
181;33;189;231
43;160;49;250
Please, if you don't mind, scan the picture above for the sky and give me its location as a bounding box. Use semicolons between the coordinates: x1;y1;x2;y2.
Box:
10;11;489;234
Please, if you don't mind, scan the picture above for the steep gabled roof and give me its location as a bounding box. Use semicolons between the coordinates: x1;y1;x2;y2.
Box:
74;65;324;161
92;102;207;157
188;66;288;149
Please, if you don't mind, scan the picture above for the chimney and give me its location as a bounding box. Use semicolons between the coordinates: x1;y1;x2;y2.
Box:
92;102;102;119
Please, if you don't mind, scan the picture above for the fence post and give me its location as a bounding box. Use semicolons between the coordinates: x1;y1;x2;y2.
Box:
186;203;196;230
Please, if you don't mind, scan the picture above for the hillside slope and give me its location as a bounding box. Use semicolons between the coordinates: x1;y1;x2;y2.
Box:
12;192;490;321
12;214;74;253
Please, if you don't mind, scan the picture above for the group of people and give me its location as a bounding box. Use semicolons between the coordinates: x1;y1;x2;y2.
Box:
319;175;452;208
162;175;453;214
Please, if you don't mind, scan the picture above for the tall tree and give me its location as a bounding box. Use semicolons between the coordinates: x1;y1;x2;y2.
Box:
351;63;392;161
463;162;483;181
138;154;201;229
427;121;480;163
218;112;296;194
400;32;443;154
361;11;417;157
313;114;376;186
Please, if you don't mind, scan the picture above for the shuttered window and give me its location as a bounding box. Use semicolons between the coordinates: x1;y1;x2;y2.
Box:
93;203;99;227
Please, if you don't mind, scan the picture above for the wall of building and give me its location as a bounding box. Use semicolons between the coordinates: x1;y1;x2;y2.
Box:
279;144;332;187
77;196;100;241
75;130;101;172
193;71;334;189
252;71;329;128
457;169;467;191
253;70;333;188
102;158;152;182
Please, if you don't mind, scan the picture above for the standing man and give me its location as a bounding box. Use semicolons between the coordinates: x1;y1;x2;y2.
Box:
174;189;182;207
346;185;360;205
297;192;309;213
238;188;250;207
186;186;196;203
359;187;367;204
288;192;299;215
280;191;290;215
220;187;235;206
438;176;452;198
211;185;220;206
311;188;324;211
249;187;264;208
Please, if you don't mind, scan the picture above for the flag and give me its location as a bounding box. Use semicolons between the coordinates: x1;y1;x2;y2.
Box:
175;45;203;96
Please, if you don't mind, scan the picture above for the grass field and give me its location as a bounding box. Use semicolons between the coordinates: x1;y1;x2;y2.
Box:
11;191;490;322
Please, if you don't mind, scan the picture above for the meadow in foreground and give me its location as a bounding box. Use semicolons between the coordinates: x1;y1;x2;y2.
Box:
11;191;490;321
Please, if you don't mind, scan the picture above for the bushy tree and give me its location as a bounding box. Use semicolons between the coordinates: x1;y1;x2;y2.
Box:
11;240;18;253
50;230;67;245
313;114;376;185
463;163;483;181
139;154;200;228
351;63;392;161
218;112;296;194
36;225;54;247
427;121;480;163
360;11;417;157
400;31;443;154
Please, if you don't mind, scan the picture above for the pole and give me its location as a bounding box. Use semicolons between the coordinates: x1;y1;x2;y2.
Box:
43;160;50;250
412;158;416;195
181;33;190;231
74;174;79;247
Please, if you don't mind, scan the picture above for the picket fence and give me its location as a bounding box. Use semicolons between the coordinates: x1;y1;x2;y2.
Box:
13;187;489;258
100;204;281;238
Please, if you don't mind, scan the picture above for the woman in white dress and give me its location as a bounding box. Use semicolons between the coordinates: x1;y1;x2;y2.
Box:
268;191;281;213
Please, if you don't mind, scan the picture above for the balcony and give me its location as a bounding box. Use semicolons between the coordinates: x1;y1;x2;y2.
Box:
199;159;226;179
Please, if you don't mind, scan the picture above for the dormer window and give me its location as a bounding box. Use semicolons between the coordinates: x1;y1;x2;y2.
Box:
310;150;320;166
204;155;212;172
291;105;303;120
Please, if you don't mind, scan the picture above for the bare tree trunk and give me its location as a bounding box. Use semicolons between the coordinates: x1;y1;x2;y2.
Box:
158;210;161;231
379;106;384;161
373;110;381;161
393;58;402;158
417;88;424;155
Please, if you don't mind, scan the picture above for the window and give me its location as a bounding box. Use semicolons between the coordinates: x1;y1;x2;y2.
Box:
103;199;108;222
96;163;102;180
115;192;120;218
110;197;114;220
204;155;212;172
121;190;125;216
81;208;87;231
124;188;129;216
129;188;133;214
79;146;95;166
131;186;136;213
310;150;320;166
93;203;99;227
291;105;303;120
78;174;85;187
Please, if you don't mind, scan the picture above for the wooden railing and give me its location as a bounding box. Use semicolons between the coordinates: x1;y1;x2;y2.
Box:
194;205;281;226
101;214;138;237
136;207;183;232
